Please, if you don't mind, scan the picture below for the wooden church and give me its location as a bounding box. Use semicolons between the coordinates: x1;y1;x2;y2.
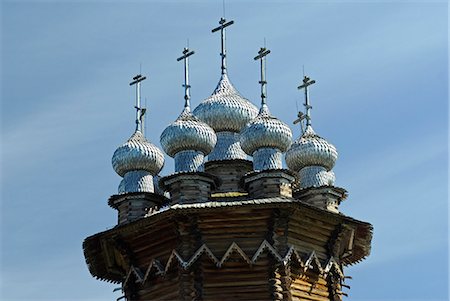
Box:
83;18;373;301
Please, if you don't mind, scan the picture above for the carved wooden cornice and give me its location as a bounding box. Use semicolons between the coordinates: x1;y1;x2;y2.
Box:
123;239;344;286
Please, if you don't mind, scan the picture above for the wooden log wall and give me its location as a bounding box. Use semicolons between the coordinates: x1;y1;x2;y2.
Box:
246;177;292;199
176;215;202;300
120;220;179;300
137;270;180;300
287;211;337;262
205;160;252;193
202;258;272;301
289;268;336;301
199;207;272;300
116;199;154;225
89;203;359;300
271;209;293;301
167;178;212;204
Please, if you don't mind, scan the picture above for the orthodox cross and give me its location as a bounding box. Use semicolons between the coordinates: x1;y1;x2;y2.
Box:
212;18;234;75
297;75;316;127
177;47;195;109
293;111;305;134
254;47;271;108
129;74;147;133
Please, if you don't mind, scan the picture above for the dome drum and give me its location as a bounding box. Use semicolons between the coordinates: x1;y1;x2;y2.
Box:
208;131;247;161
298;166;335;189
193;74;258;133
253;147;283;171
118;170;154;194
174;150;205;173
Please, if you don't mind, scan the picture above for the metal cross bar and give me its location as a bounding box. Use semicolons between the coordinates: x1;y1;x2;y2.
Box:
129;74;147;133
297;76;315;90
297;75;316;127
212;18;234;74
293;111;305;136
254;47;271;108
293;112;304;124
211;18;234;33
177;47;195;109
253;48;271;61
129;74;146;86
176;48;195;61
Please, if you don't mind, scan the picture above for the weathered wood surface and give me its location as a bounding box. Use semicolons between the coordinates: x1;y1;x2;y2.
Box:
90;206;354;300
205;160;252;193
84;193;371;300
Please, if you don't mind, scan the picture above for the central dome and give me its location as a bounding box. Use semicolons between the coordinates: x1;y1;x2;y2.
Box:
193;74;258;132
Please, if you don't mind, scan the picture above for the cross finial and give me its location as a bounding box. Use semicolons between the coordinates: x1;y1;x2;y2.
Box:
297;75;316;127
212;18;234;75
293;111;305;134
254;47;271;109
177;47;195;110
129;74;147;133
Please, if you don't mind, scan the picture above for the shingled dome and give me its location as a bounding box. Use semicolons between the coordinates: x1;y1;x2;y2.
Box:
160;107;217;157
112;130;165;177
285;125;337;172
240;105;292;155
193;74;258;133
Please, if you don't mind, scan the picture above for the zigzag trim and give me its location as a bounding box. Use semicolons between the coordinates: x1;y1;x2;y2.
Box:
124;240;343;286
220;242;252;267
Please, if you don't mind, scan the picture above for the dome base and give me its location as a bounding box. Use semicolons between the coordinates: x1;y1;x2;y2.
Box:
119;170;154;194
253;147;282;171
174;150;205;173
298;166;335;189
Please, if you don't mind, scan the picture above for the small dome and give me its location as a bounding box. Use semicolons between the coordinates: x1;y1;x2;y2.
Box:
193;74;258;132
285;125;337;172
112;131;165;177
160;107;217;157
240;105;292;155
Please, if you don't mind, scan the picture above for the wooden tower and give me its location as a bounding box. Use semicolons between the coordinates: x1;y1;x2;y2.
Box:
83;18;372;301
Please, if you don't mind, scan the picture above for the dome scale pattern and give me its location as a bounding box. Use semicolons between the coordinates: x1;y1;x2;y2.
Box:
112;130;165;177
160;107;217;158
193;74;258;133
240;105;292;156
285;125;337;172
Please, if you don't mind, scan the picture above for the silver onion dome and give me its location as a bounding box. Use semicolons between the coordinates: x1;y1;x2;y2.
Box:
112;130;165;177
160;107;217;157
285;125;338;172
193;74;258;133
240;105;292;155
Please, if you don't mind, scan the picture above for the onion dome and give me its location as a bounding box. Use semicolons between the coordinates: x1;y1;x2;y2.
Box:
285;125;338;172
193;73;258;133
111;73;165;195
240;46;292;171
160;107;217;157
160;46;217;173
240;105;292;155
112;130;165;177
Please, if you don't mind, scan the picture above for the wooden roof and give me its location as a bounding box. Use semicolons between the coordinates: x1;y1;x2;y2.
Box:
83;196;372;284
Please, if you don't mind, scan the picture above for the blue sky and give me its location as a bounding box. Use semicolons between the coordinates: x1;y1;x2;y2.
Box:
1;1;448;300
